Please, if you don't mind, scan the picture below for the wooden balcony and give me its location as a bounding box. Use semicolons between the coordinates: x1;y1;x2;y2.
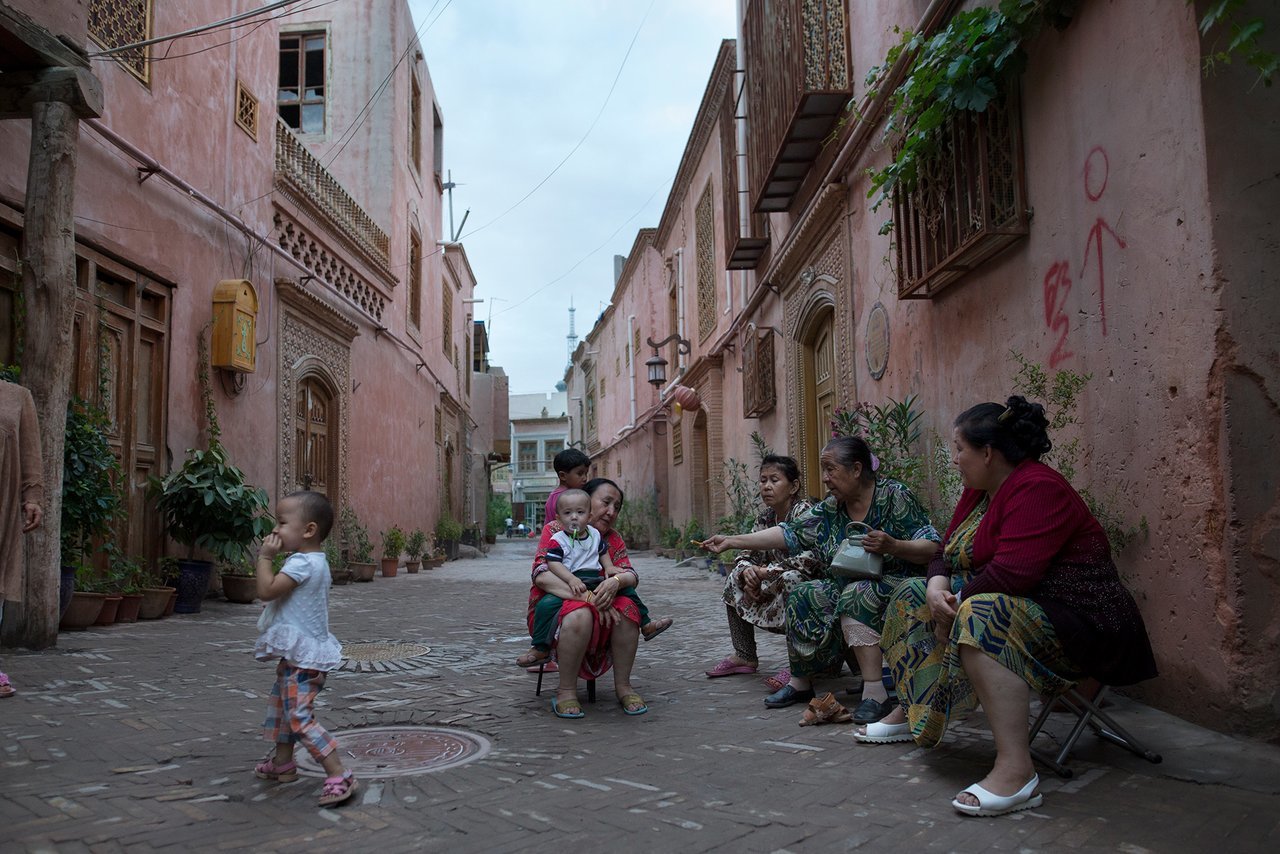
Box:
744;0;852;214
720;71;769;269
274;118;391;275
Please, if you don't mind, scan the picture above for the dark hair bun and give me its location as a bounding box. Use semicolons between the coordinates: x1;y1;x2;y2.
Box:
1002;395;1052;459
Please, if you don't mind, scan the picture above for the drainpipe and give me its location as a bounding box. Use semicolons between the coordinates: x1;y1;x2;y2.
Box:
617;313;637;435
675;248;686;369
735;0;751;309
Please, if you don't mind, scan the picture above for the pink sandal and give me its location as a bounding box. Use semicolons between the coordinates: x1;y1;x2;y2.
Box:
705;658;758;678
763;668;791;692
254;754;298;782
0;673;13;699
318;772;358;807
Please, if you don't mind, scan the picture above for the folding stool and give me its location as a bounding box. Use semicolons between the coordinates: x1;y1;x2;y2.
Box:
534;661;596;702
1028;684;1162;778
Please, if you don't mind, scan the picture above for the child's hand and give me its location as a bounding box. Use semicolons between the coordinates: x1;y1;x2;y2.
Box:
259;532;283;560
568;576;587;596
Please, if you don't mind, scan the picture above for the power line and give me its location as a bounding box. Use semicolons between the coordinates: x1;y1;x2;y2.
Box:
149;0;342;63
88;0;307;57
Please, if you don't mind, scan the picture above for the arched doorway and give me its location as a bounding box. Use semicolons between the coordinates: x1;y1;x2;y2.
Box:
692;409;711;530
294;374;339;507
802;309;836;496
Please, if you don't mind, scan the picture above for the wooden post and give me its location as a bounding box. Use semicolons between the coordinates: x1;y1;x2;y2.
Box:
3;99;79;649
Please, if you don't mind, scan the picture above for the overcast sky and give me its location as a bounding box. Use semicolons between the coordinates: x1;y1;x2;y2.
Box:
412;0;737;395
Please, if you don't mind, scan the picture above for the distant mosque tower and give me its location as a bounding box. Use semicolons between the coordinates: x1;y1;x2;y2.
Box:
566;298;578;368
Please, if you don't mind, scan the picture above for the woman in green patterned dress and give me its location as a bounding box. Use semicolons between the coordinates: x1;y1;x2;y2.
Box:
704;436;939;713
857;397;1155;818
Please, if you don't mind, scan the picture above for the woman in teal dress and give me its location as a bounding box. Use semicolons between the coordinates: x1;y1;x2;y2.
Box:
705;436;939;715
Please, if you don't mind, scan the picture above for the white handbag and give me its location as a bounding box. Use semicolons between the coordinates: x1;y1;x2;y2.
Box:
828;522;884;581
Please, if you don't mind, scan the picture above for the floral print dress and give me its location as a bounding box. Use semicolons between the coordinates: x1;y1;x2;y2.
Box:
721;499;821;630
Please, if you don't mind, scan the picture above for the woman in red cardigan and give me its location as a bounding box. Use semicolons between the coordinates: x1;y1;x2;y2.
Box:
858;396;1156;818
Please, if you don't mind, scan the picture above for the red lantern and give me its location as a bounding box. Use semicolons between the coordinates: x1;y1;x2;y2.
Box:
670;384;701;412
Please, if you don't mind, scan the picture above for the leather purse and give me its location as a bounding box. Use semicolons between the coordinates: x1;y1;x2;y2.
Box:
828;522;884;581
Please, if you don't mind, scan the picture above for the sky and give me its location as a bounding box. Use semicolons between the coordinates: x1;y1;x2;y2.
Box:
412;0;738;395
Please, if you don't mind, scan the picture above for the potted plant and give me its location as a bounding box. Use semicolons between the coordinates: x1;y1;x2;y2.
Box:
325;536;351;585
59;565;107;631
340;507;376;582
405;528;427;573
435;516;463;561
59;394;123;617
379;526;405;577
219;557;259;604
147;331;272;613
114;554;145;623
137;557;177;620
424;534;444;569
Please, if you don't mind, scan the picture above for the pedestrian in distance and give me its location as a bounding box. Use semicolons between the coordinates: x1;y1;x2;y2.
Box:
253;490;356;807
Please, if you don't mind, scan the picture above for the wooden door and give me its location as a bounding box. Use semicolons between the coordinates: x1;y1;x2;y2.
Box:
804;312;836;495
294;376;337;504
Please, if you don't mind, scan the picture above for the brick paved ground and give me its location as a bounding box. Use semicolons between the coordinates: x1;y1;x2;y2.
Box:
3;538;1279;852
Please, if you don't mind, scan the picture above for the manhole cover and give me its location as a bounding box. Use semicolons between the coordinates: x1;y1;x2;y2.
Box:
338;641;432;671
295;726;491;778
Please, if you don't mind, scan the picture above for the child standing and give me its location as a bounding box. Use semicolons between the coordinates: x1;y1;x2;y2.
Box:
544;448;591;522
253;490;356;807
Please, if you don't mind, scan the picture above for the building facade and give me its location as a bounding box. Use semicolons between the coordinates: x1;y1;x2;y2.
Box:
1;0;496;641
503;391;569;531
565;1;1280;735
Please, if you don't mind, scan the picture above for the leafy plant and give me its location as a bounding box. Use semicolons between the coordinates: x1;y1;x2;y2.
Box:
147;329;272;563
659;523;681;549
679;517;707;552
861;0;1078;220
1008;350;1146;552
615;489;659;548
60;396;123;565
339;507;373;563
114;555;145;594
750;431;773;464
405;528;428;561
380;526;406;559
716;458;757;536
487;493;512;538
435;515;463;542
831;394;928;499
324;536;346;572
217;556;255;577
1197;0;1276;87
0;363;18;383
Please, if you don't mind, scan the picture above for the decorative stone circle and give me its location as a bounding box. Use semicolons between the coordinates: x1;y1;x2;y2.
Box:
295;726;491;778
337;641;431;672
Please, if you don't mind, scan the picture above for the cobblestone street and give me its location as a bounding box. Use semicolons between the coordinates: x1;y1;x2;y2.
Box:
3;539;1279;853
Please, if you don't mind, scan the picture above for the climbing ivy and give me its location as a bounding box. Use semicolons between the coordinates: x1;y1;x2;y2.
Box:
1198;0;1277;87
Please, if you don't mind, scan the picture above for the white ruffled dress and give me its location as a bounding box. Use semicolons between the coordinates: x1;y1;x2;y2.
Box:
254;551;343;672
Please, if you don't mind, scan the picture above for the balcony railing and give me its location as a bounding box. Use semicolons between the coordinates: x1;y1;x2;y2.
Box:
894;90;1029;299
744;0;852;213
274;118;391;272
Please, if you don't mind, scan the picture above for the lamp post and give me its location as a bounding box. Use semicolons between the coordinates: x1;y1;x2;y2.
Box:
645;333;691;388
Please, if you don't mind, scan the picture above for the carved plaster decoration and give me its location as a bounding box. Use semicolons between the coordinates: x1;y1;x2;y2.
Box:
277;280;356;512
273;211;388;323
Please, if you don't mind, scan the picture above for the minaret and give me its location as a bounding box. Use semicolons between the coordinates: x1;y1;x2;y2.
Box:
566;298;578;368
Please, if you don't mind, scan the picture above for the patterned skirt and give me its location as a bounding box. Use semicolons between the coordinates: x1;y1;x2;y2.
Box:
883;577;1082;747
723;561;825;631
784;575;913;678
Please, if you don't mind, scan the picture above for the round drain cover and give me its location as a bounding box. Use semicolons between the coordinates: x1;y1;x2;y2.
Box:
337;641;432;672
295;726;491;778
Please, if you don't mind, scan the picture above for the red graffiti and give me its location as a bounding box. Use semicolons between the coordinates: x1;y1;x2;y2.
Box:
1081;217;1126;336
1083;146;1109;201
1042;261;1075;368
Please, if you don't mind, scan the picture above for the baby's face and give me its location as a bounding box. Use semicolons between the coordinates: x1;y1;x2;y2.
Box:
557;498;591;533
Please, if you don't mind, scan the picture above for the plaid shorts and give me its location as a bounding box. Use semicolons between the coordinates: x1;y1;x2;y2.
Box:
263;660;337;761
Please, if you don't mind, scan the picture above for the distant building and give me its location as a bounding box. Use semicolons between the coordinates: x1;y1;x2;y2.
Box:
502;391;569;530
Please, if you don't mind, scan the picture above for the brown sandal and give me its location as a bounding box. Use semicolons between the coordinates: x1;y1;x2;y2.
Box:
798;692;853;726
515;648;550;668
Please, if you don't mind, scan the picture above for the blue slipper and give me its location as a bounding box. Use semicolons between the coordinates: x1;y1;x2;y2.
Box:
551;697;585;719
618;693;648;716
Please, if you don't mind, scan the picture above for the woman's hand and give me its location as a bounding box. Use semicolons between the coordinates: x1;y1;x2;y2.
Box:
22;501;42;533
860;529;897;555
592;576;619;611
740;566;765;604
702;534;733;554
926;578;958;642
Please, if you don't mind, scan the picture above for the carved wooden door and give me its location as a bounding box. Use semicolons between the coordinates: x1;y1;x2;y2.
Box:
294;377;336;503
804;313;836;495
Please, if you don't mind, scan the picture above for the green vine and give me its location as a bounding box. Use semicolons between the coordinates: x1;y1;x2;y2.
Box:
1197;0;1276;87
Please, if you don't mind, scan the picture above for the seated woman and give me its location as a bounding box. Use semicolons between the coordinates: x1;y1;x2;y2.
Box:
860;396;1157;818
705;455;820;687
705;436;939;716
524;477;647;718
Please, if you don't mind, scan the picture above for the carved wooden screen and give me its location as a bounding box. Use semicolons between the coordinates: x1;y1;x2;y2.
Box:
742;329;776;418
894;90;1029;299
696;182;717;341
89;0;151;82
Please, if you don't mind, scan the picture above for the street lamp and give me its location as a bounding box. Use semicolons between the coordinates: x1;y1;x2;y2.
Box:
645;333;691;388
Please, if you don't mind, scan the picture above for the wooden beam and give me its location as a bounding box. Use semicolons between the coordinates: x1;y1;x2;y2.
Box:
0;1;89;70
0;67;103;120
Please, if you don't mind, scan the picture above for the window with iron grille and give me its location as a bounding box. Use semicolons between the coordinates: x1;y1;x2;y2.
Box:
518;441;538;473
600;376;606;399
408;232;422;329
672;418;683;465
442;285;452;355
434;405;442;444
695;182;717;340
433;105;444;179
235;81;259;140
89;0;151;82
278;32;327;134
633;328;641;364
742;329;777;418
410;72;422;172
586;373;598;443
894;90;1029;299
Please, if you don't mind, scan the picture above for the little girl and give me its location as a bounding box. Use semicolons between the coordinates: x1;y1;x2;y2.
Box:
253;490;356;807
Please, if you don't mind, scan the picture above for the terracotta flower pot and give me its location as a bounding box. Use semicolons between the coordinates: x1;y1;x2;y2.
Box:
139;587;176;620
116;593;143;623
405;560;421;574
330;568;352;586
221;574;258;604
59;592;106;631
94;595;123;626
350;561;377;582
379;557;399;577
